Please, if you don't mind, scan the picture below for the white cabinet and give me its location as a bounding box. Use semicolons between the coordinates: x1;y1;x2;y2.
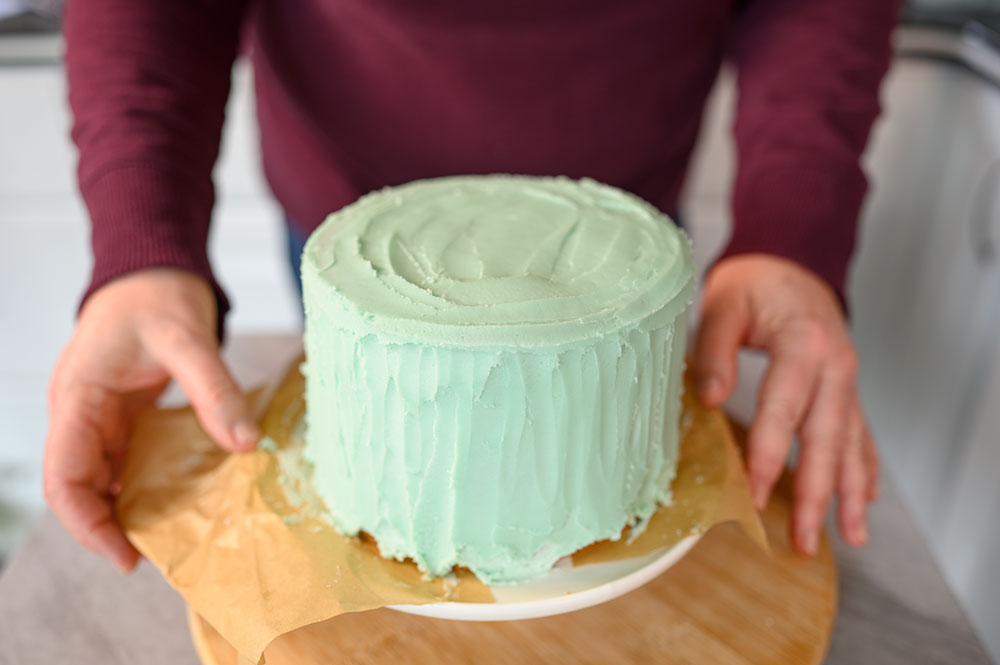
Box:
853;50;1000;518
850;28;1000;659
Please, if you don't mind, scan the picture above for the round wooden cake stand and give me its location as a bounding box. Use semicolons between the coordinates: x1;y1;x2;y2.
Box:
189;454;836;665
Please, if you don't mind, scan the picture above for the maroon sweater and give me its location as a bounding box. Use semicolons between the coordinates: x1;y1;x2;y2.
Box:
65;0;900;321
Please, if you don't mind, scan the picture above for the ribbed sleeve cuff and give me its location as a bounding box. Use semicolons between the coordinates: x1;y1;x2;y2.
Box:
80;163;230;339
719;165;866;310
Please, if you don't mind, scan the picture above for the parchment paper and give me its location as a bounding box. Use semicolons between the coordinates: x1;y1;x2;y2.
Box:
118;360;767;664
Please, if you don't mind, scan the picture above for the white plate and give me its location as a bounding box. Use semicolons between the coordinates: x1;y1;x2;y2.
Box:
388;532;702;621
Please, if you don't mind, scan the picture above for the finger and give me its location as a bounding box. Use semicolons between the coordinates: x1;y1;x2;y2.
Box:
48;482;141;572
693;294;748;406
146;326;258;452
746;336;822;510
837;407;870;547
793;358;853;556
44;381;140;572
862;419;880;501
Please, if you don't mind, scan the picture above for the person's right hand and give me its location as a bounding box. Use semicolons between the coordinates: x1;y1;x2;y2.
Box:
44;268;258;572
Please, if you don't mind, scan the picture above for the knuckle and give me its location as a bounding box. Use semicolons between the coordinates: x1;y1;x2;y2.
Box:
839;459;867;491
158;321;200;350
830;345;859;381
804;408;844;441
200;376;236;409
47;375;62;410
751;445;787;477
151;320;208;359
42;477;54;503
62;380;104;414
864;440;880;474
47;354;76;407
804;436;842;467
799;418;828;446
752;461;783;489
797;318;831;356
795;483;830;512
42;476;62;505
840;475;866;496
72;525;102;553
863;425;877;451
869;448;880;475
762;398;800;432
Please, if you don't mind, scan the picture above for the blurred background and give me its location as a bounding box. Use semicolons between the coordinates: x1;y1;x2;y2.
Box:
1;0;999;659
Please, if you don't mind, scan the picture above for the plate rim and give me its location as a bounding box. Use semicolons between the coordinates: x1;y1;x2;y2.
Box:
387;531;703;621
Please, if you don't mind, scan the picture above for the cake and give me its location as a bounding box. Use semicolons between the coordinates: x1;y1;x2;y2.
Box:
301;175;694;585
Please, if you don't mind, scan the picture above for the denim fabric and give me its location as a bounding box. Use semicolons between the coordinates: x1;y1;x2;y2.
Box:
286;220;307;298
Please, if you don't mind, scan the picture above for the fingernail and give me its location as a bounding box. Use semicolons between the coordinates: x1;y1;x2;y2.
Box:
752;482;769;510
855;524;869;546
232;419;260;449
801;530;818;556
698;374;721;402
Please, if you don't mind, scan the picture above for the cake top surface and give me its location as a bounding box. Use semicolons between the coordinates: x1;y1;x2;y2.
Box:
302;175;693;346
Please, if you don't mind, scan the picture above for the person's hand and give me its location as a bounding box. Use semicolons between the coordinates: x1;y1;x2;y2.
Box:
44;268;258;572
693;254;877;555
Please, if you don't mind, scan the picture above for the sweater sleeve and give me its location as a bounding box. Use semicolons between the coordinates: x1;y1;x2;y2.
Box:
64;0;250;333
721;0;901;306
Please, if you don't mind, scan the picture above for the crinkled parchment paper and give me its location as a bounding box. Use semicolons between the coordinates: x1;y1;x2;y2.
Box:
118;361;766;663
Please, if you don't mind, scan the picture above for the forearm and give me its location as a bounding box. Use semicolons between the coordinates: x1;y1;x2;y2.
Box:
723;0;901;306
65;0;250;330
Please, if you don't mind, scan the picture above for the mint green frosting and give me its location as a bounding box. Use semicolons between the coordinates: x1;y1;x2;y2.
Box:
302;175;694;585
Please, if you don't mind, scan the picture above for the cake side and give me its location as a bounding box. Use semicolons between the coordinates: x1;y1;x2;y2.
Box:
303;302;689;584
301;175;694;585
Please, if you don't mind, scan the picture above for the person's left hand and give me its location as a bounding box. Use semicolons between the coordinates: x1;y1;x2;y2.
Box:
693;254;877;555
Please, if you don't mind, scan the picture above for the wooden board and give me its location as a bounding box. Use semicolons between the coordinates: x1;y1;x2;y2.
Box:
189;428;837;665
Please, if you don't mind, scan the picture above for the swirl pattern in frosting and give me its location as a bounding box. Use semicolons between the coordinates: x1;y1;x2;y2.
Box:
302;175;692;347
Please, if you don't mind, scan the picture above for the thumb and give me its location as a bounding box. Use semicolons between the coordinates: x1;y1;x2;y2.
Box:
147;326;259;452
693;289;747;407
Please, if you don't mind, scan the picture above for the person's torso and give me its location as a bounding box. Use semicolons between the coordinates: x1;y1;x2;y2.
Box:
248;0;734;229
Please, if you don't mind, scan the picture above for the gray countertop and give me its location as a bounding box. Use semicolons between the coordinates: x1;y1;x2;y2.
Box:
0;336;992;665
